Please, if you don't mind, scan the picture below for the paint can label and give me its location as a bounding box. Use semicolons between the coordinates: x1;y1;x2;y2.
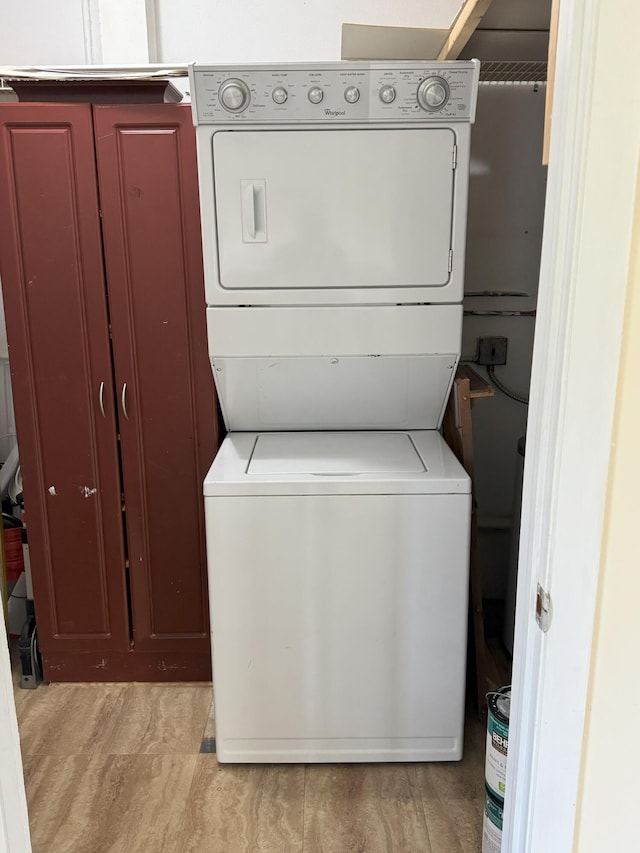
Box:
485;705;509;800
482;790;503;853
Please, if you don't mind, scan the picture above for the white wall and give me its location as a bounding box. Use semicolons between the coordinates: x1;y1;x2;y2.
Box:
0;0;465;68
0;85;15;459
0;355;15;464
0;284;7;360
573;168;640;853
0;0;88;65
0;1;156;66
0;277;15;465
155;0;463;63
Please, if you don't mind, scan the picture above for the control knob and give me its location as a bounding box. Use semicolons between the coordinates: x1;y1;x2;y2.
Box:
272;86;288;104
379;85;396;104
308;86;324;104
218;78;250;112
344;86;360;104
417;76;450;112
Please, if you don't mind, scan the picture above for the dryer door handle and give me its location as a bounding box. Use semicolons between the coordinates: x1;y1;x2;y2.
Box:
241;180;267;243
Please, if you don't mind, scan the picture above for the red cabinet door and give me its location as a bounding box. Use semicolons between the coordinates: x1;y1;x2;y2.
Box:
0;104;130;666
93;105;218;668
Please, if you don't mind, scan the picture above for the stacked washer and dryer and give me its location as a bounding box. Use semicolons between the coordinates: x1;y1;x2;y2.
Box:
189;60;479;763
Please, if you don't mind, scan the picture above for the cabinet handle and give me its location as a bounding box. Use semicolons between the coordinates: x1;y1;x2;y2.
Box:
121;383;129;420
98;382;106;418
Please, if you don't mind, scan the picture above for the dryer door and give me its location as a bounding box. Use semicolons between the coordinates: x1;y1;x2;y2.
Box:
212;128;456;295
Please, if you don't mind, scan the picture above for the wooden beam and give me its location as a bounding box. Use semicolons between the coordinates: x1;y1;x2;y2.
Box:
437;0;495;60
443;365;495;719
543;0;561;165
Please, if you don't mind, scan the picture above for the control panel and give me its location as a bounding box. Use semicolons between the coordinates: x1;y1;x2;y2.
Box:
190;61;480;125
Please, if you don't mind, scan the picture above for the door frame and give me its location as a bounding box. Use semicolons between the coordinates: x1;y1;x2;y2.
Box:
504;0;640;850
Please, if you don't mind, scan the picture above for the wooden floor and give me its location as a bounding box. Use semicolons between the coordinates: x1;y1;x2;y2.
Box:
13;665;489;852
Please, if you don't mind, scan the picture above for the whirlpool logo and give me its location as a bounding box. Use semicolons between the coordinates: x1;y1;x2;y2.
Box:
324;109;346;117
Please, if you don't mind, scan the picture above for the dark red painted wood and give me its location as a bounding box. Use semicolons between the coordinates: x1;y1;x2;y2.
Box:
0;104;130;666
41;649;211;683
11;80;182;104
93;104;218;659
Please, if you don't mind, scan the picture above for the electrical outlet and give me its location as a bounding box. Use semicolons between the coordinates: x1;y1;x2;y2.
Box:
477;336;508;366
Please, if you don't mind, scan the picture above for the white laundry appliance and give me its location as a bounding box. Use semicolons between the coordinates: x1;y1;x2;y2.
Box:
189;61;479;763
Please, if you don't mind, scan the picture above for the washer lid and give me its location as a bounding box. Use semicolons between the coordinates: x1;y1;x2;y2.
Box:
204;431;471;496
248;432;425;476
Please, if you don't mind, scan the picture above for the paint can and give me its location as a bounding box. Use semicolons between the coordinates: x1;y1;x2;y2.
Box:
485;685;510;802
482;787;504;853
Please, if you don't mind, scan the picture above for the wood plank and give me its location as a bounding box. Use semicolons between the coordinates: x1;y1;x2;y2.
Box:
468;508;487;718
437;0;496;61
485;637;512;691
443;368;494;719
36;649;212;683
456;363;495;399
543;0;561;164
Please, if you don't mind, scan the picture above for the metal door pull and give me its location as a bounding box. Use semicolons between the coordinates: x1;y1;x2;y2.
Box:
241;179;267;243
121;383;129;420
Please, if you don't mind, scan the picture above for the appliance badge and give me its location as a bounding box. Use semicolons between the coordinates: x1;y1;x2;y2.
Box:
324;108;346;117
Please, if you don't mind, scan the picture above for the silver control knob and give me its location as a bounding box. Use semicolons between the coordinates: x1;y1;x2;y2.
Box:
218;78;250;112
272;86;288;104
308;86;324;104
379;85;396;104
344;86;360;104
417;76;450;112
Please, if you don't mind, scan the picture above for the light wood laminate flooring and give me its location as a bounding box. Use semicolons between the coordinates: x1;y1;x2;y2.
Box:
13;675;487;852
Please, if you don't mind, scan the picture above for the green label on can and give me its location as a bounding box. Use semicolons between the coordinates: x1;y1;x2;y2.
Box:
485;791;503;831
485;708;509;802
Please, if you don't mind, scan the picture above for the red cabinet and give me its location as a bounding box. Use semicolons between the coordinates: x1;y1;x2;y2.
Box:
0;101;219;681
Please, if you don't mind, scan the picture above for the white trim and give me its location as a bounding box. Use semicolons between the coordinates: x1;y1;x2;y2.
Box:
504;0;640;850
80;0;103;64
0;609;31;852
93;0;151;64
145;0;160;64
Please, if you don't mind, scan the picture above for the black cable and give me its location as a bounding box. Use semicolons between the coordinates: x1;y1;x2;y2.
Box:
487;365;530;405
